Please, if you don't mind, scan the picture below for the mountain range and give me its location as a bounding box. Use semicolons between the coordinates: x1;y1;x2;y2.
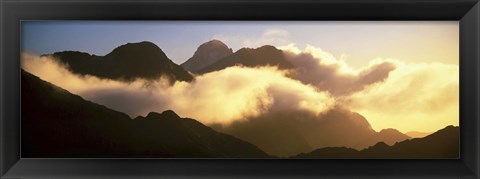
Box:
23;40;459;158
179;40;294;74
52;40;293;82
51;41;193;83
294;125;459;158
212;108;411;157
21;69;268;158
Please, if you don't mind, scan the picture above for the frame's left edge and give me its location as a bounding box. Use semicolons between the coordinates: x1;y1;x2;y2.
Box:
476;2;480;177
477;2;480;176
1;0;6;178
1;1;21;178
0;0;4;177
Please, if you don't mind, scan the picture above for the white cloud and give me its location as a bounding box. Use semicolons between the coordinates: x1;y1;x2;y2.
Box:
280;44;397;96
343;61;459;132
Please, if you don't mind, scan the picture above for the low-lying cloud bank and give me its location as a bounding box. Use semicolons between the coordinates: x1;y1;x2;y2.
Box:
280;44;398;96
278;44;458;133
21;52;335;125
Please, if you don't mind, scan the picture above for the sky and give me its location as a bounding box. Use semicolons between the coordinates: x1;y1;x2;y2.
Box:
21;21;459;133
22;21;459;67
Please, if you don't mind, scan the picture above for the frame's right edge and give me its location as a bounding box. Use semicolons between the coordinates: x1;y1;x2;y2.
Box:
0;0;5;177
460;1;480;177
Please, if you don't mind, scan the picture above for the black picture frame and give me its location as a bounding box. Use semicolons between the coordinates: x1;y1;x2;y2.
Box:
1;0;479;178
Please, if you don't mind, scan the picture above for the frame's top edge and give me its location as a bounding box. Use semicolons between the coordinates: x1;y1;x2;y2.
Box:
2;0;479;3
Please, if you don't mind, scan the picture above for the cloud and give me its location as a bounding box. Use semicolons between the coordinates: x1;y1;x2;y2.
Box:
343;61;459;132
213;28;291;49
279;44;397;96
21;52;335;125
277;44;458;132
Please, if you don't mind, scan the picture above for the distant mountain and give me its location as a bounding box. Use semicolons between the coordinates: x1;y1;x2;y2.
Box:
21;69;268;158
406;131;432;138
355;128;411;149
181;40;233;73
51;41;193;83
197;45;294;74
294;125;459;158
213;108;410;157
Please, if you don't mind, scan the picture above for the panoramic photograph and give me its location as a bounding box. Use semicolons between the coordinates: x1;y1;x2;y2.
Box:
20;21;459;158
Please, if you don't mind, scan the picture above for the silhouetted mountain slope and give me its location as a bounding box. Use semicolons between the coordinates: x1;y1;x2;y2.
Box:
212;108;410;157
21;70;268;158
406;131;432;138
355;128;411;149
51;41;193;83
295;125;459;158
372;125;459;158
197;45;294;74
181;40;233;73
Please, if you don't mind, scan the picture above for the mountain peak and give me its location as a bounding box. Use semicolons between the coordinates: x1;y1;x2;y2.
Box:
378;128;403;135
146;110;181;120
146;112;162;119
181;39;233;73
370;141;390;149
237;45;278;52
116;41;158;48
107;41;166;59
127;41;157;46
443;125;457;130
258;45;278;50
200;39;229;48
161;110;181;119
195;39;232;56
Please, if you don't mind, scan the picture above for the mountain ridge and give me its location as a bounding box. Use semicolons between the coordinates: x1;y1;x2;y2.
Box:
21;69;269;158
294;125;459;158
51;41;193;83
197;45;294;74
212;107;411;157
